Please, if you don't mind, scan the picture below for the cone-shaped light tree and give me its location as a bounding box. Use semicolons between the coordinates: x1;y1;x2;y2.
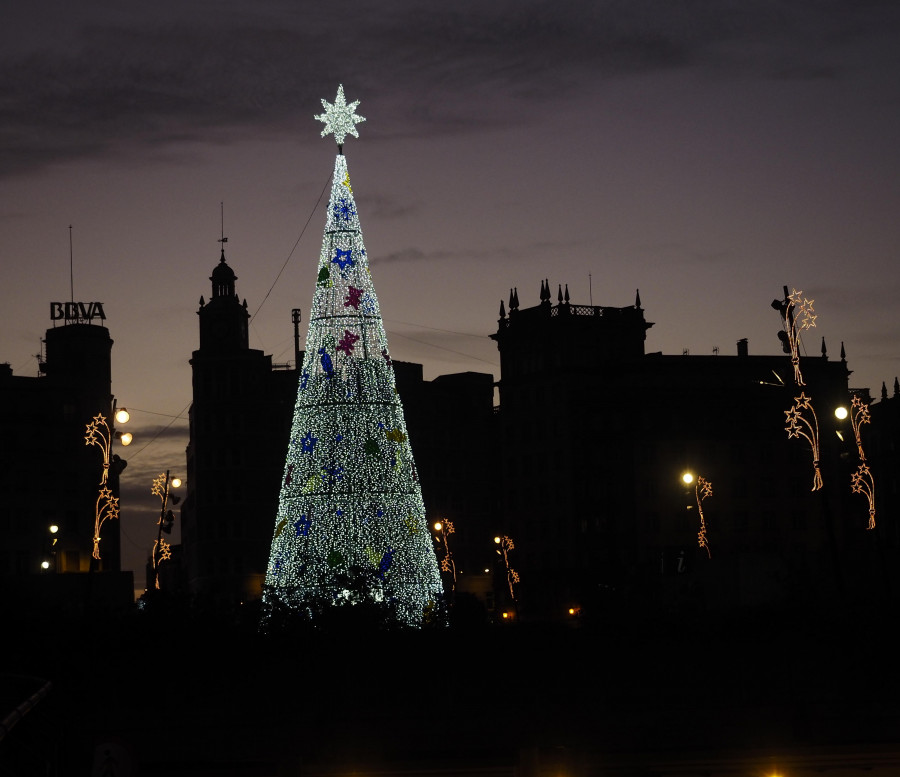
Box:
262;86;444;628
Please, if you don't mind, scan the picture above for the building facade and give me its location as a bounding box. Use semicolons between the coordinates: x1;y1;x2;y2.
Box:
1;305;132;612
491;281;889;620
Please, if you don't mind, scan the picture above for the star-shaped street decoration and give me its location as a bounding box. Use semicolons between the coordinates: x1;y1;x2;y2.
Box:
784;406;803;437
852;395;871;426
315;85;365;146
794;392;813;410
851;465;872;492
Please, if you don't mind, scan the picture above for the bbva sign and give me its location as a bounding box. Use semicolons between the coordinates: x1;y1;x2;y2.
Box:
50;302;106;322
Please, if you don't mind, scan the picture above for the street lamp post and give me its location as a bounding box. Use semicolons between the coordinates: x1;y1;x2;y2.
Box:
432;520;457;593
41;524;59;571
150;471;181;590
84;405;131;560
494;534;520;619
682;471;713;558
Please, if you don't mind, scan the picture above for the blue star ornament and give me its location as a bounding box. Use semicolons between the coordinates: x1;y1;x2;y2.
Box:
300;431;318;454
315;85;366;146
332;248;354;270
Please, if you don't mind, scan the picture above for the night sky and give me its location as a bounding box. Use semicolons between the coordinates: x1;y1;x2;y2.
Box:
3;1;899;592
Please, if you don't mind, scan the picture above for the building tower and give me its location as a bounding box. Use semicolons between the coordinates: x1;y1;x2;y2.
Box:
182;245;297;609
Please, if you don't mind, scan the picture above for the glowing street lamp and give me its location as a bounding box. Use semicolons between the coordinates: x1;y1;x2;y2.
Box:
150;470;181;590
41;524;60;572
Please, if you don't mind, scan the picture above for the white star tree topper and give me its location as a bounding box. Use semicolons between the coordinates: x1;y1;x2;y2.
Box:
315;85;366;146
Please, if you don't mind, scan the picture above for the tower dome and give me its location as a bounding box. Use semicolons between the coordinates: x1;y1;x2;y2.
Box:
210;250;237;299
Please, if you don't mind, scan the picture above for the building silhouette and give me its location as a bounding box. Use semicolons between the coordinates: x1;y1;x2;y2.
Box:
178;264;899;621
0;307;132;612
180;248;298;611
491;281;894;620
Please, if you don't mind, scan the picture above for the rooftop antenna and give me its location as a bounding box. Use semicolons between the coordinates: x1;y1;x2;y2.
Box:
589;273;593;307
69;224;74;305
218;201;228;252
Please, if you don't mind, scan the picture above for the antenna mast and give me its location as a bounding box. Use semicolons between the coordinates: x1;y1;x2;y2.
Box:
69;225;74;305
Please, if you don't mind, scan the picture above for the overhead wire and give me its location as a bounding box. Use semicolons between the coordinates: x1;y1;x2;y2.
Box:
250;172;331;324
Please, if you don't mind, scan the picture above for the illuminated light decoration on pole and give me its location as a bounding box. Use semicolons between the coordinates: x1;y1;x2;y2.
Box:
433;520;457;592
84;410;130;559
773;287;817;387
494;535;519;602
150;471;181;589
773;286;823;490
261;86;443;628
84;414;116;485
848;395;876;529
694;476;713;557
92;487;120;560
785;393;823;491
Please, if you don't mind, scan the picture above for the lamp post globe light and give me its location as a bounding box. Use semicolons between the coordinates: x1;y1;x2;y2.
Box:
40;524;60;572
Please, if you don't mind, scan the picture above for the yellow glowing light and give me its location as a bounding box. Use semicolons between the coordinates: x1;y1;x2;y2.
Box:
502;612;509;619
119;432;133;446
834;406;849;420
49;524;59;534
682;472;694;485
115;408;130;424
494;536;501;544
433;521;442;532
171;477;182;488
41;560;50;570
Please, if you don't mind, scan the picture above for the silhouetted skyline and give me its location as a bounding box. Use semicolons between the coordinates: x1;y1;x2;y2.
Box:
3;1;899;590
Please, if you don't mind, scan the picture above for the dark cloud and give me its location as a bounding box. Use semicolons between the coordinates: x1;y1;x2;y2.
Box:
2;0;898;177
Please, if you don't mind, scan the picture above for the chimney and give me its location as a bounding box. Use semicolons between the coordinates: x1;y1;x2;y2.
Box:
737;338;748;357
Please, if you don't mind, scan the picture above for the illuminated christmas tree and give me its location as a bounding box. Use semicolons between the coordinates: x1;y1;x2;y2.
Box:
261;86;444;628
